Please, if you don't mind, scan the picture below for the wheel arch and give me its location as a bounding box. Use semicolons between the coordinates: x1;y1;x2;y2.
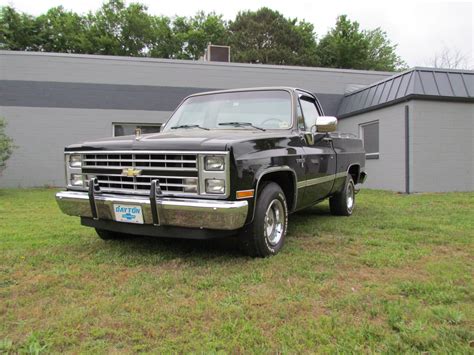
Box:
347;164;361;184
250;166;297;223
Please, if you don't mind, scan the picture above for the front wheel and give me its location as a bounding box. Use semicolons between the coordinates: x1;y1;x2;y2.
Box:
240;182;288;257
329;175;355;216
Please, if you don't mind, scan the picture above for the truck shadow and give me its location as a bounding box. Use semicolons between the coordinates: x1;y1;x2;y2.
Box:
98;204;331;262
292;204;331;217
101;234;245;261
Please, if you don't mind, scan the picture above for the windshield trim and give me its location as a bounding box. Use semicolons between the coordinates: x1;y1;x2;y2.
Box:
161;88;295;132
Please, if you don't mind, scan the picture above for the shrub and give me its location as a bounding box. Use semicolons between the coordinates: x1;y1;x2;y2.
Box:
0;117;15;174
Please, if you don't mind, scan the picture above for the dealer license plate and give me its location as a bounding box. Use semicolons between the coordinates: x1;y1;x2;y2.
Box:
113;204;144;224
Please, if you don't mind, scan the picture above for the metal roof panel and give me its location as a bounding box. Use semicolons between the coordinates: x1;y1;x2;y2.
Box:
396;72;412;99
372;83;385;105
419;71;439;95
387;75;402;101
463;73;474;97
434;72;454;96
448;73;468;97
338;67;474;118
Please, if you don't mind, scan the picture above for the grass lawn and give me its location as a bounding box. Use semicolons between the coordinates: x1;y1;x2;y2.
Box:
0;188;473;353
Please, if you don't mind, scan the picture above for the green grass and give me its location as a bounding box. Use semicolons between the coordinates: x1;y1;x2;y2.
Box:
0;188;473;353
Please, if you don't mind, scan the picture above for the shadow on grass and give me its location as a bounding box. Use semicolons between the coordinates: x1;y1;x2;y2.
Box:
292;204;331;217
94;234;246;265
88;205;333;264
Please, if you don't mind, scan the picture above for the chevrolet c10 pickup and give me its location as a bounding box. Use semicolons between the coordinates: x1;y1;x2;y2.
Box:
56;87;367;257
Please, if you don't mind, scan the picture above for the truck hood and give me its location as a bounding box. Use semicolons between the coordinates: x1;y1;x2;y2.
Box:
65;129;291;152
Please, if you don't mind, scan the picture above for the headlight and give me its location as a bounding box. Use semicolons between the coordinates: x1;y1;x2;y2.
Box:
70;174;84;187
183;177;198;193
69;154;82;168
204;156;225;171
205;179;225;194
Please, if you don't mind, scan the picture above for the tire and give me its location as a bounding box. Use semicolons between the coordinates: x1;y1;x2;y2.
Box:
95;228;130;240
329;175;355;216
240;182;288;257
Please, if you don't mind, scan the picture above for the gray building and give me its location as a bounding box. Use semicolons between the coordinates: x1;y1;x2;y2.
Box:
337;68;474;193
1;51;473;192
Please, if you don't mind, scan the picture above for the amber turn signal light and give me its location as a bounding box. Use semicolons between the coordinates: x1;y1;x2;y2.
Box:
236;189;255;199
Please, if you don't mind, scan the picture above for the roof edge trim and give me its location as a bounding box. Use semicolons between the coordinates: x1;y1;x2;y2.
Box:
338;94;474;119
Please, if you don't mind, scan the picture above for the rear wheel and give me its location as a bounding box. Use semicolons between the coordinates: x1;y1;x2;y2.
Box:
240;182;288;257
329;175;355;216
95;228;130;240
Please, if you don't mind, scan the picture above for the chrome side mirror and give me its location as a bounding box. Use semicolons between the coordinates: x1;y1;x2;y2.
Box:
316;116;338;133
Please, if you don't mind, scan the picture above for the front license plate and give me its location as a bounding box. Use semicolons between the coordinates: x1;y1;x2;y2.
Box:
113;204;144;224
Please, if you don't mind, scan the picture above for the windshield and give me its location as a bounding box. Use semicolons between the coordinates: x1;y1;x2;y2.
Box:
162;90;292;132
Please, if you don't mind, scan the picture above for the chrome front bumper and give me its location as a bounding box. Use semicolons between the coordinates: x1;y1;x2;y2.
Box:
56;191;248;230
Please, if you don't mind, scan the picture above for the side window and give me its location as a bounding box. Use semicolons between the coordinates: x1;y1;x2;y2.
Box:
299;97;320;131
359;121;379;159
296;101;305;131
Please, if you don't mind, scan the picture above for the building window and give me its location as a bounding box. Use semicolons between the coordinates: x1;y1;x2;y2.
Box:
113;123;161;137
359;121;379;159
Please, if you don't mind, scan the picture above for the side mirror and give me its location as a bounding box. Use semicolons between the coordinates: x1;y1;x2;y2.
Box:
316;116;338;133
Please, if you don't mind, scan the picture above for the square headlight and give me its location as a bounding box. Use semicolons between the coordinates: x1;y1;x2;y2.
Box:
69;154;82;168
205;179;225;194
204;156;225;171
70;174;84;187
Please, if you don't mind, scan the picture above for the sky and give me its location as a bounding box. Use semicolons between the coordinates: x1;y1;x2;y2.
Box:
1;0;473;69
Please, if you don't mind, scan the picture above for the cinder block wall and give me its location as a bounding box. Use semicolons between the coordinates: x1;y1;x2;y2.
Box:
337;99;474;192
337;102;409;191
410;100;473;192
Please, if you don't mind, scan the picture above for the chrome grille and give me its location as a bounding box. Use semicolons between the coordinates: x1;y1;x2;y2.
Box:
81;152;199;195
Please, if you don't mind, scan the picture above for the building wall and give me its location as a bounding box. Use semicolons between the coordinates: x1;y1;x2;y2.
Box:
0;51;391;188
337;102;409;191
0;51;391;94
337;99;474;192
0;107;172;187
410;100;474;192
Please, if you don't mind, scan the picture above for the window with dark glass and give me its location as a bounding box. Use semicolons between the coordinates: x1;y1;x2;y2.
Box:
360;121;379;159
113;123;161;137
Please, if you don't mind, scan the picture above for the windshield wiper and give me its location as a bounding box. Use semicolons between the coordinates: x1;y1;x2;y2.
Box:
171;124;209;131
218;122;266;131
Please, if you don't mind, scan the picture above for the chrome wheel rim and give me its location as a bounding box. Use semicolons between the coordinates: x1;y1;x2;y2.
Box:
347;183;354;210
264;199;285;246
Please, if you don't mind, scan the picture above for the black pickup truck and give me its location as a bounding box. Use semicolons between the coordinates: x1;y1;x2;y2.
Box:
56;87;366;257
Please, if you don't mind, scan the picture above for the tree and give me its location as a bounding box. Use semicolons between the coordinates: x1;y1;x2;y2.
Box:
429;47;473;70
85;0;155;56
1;5;407;71
0;6;42;50
171;12;228;60
36;6;89;53
147;15;178;58
228;8;319;66
0;118;15;175
318;15;405;71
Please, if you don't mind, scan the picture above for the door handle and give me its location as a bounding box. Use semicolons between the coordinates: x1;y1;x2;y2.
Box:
296;156;305;168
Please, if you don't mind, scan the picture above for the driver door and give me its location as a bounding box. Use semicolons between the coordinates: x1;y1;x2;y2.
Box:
297;94;337;206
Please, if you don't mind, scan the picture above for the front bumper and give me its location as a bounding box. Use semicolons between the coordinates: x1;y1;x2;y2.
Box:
56;191;248;231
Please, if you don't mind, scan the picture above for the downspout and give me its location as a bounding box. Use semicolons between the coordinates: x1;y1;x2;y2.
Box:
405;105;410;194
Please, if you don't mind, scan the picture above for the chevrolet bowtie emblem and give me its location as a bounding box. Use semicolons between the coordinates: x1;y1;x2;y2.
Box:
122;168;142;177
